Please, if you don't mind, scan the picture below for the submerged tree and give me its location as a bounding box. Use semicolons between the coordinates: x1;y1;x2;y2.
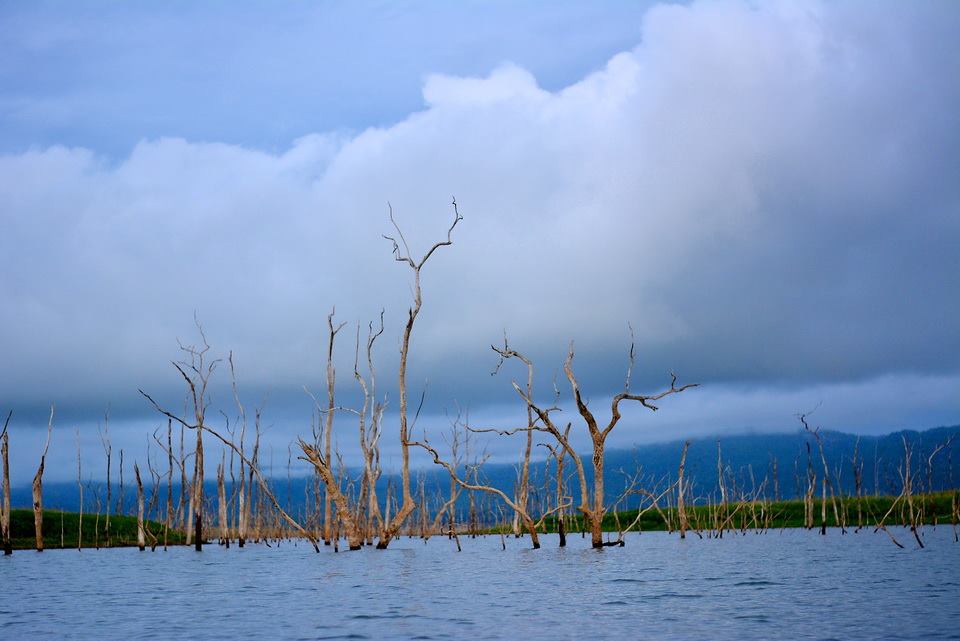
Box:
375;198;462;549
1;411;11;556
480;335;696;548
32;406;54;551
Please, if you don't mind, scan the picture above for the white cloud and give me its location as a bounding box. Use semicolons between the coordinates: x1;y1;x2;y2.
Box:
1;1;958;481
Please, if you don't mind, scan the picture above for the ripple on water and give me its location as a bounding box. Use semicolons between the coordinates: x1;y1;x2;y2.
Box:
1;530;958;640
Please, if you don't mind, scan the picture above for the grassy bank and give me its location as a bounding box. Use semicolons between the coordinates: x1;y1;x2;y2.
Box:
535;491;959;534
6;509;185;550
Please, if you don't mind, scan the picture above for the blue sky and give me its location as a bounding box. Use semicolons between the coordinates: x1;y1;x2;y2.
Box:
1;1;959;483
0;1;661;156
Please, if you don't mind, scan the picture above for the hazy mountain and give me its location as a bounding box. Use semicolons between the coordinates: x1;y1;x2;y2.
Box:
13;424;958;517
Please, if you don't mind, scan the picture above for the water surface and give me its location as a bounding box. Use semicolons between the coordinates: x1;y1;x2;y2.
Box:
2;528;959;640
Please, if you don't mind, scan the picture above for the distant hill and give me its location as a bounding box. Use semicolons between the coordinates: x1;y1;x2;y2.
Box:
12;424;959;519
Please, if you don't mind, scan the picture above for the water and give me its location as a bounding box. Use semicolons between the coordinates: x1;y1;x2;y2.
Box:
2;528;959;640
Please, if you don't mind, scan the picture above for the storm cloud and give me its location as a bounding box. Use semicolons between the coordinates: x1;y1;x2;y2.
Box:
1;1;958;482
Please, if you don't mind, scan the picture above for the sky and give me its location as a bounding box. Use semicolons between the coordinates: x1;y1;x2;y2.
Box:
1;0;959;484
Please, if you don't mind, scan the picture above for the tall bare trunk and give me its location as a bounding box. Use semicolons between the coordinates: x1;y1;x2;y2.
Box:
99;411;112;544
1;412;12;556
117;449;124;516
677;441;690;540
32;406;54;551
590;441;605;548
165;420;173;550
218;456;229;547
76;427;83;551
378;201;462;549
135;464;145;551
717;442;726;537
902;436;924;548
194;427;204;551
322;310;343;546
230;353;248;548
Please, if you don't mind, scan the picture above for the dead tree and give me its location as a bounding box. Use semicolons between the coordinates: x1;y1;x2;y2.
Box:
614;470;681;542
354;315;386;545
419;417;471;543
217;454;229;547
411;435;566;549
852;437;864;531
228;352;248;547
76;426;83;551
150;421;182;550
492;333;536;536
32;406;54;551
927;435;955;495
141;322;295;550
135;463;145;551
117;448;124;517
539;423;573;546
302;310;367;551
901;435;924;548
677;441;691;539
804;442;816;530
1;411;11;555
165;421;174;548
800;413;844;534
98;410;112;544
140;317;217;551
717;441;728;537
321;309;347;545
484;335;695;548
376;198;461;549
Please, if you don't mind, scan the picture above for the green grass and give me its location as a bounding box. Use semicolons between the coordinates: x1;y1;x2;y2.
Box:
535;491;960;534
6;509;185;550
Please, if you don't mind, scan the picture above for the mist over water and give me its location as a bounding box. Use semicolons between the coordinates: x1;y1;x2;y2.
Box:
2;529;958;640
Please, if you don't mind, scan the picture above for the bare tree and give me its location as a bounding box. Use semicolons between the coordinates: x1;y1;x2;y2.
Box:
376;198;462;549
76;426;83;551
927;435;955;494
900;435;924;548
135;463;145;551
217;453;229;547
228;352;249;547
411;433;566;549
1;411;11;555
717;441;728;537
483;336;696;549
354;315;386;545
140;316;218;551
165;421;174;548
32;406;54;551
491;333;536;536
800;413;844;535
320;309;347;545
852;436;864;530
301;310;368;551
98;409;112;544
803;442;816;530
677;441;691;539
539;423;573;546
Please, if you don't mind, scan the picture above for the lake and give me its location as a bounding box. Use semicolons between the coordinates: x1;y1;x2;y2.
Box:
2;528;959;640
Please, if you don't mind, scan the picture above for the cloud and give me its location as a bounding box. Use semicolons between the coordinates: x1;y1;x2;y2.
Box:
1;1;958;481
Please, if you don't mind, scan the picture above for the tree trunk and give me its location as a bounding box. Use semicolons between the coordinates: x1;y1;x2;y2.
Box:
218;458;229;547
76;427;83;551
590;441;605;548
1;414;12;556
677;441;690;540
31;407;54;551
135;464;145;551
194;427;204;551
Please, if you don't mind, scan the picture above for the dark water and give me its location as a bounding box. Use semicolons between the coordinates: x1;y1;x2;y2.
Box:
2;528;959;640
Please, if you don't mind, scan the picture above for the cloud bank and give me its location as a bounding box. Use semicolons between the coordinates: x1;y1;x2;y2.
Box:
1;1;958;481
